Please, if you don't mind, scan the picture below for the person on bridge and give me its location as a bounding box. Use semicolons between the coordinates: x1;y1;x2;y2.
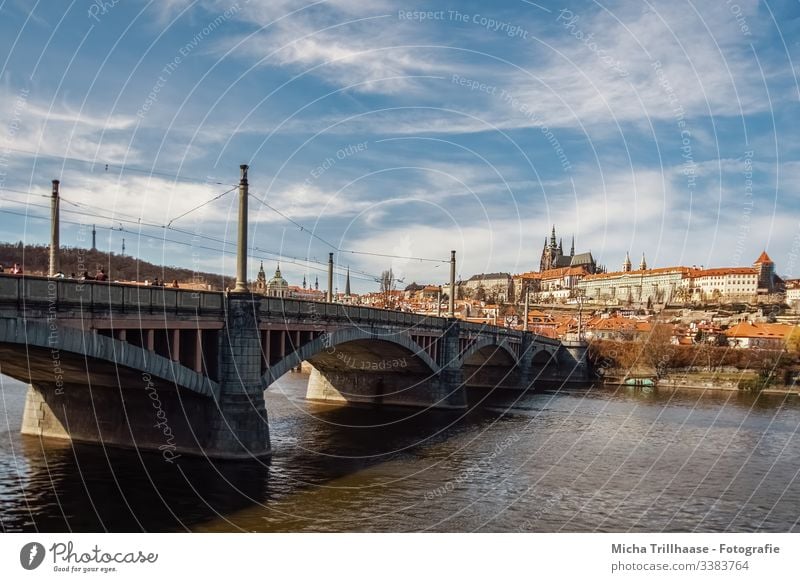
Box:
0;264;4;273
11;263;22;274
80;270;94;281
171;279;179;288
95;268;108;282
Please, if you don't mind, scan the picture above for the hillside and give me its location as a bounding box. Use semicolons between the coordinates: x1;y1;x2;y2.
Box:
0;242;234;290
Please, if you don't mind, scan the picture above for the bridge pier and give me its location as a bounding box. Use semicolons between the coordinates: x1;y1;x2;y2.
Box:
205;294;271;459
557;339;591;382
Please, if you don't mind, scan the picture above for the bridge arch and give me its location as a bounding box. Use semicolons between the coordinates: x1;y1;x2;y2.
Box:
262;327;440;386
0;318;219;398
454;337;519;370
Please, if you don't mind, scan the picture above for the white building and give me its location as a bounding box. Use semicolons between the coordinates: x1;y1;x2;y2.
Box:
785;280;800;306
684;267;758;302
577;267;688;305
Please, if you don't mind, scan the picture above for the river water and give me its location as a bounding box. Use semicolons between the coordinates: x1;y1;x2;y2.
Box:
1;373;799;532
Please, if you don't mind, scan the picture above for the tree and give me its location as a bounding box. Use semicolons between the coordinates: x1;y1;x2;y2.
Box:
379;268;395;308
474;285;486;302
641;322;674;378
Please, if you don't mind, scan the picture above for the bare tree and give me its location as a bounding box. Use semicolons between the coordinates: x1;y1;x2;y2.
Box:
380;268;395;308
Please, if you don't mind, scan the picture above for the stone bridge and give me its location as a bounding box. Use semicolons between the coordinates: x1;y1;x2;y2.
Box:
0;275;588;460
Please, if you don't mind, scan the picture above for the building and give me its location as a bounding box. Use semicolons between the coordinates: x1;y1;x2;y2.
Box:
255;262;290;298
539;225;598;273
754;251;776;292
459;272;512;303
785;280;800;307
725;321;793;349
578;265;688;305
684;267;758;303
576;252;773;306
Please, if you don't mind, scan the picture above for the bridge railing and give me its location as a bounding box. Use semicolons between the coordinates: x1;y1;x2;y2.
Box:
0;275;224;313
0;275;559;344
258;296;452;330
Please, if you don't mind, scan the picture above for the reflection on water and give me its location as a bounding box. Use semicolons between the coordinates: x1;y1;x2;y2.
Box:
1;373;799;532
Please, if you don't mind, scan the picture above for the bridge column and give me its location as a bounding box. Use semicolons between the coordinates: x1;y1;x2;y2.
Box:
205;293;271;458
557;339;591;382
518;331;536;390
436;321;467;408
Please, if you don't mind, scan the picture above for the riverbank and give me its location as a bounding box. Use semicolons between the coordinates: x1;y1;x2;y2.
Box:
602;370;799;395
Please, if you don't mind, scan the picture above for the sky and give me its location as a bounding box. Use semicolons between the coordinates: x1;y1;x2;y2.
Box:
0;0;799;293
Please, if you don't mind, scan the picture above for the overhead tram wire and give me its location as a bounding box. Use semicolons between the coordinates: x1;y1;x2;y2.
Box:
248;193;339;252
166;185;238;227
0;208;381;283
6;176;451;265
247;193;450;265
0;146;237;186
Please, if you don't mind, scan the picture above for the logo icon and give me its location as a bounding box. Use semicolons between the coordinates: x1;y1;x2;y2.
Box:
20;542;46;570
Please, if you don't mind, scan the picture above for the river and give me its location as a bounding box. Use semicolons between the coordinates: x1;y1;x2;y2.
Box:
1;373;799;532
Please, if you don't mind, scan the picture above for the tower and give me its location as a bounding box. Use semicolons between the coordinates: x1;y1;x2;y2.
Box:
315;276;319;291
639;252;647;271
255;261;267;292
345;266;351;296
302;275;307;289
754;251;775;291
623;252;632;272
92;224;97;251
570;236;575;257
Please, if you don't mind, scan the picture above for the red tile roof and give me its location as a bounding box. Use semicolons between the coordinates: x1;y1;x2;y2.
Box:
754;251;773;264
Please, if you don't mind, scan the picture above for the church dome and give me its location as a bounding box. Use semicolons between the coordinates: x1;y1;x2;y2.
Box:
267;264;288;290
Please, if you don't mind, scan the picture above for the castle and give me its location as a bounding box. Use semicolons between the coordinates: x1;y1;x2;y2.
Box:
539;225;599;274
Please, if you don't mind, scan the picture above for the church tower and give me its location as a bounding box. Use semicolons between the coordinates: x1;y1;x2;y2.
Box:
639;252;647;271
255;261;267;293
623;252;632;272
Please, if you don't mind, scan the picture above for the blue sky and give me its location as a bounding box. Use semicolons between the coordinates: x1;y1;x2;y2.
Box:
1;0;799;292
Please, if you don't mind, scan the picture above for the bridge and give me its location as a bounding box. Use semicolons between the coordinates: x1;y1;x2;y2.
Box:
0;275;589;459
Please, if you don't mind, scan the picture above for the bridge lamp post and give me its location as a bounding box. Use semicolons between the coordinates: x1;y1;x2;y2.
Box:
523;289;529;332
327;252;334;303
233;164;250;293
49;179;60;277
448;250;456;317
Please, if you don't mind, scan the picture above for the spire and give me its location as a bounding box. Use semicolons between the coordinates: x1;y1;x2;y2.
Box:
623;252;632;272
345;266;351;296
558;238;563;253
639;252;647;271
302;275;307;289
315;276;319;290
570;235;575;256
550;225;557;248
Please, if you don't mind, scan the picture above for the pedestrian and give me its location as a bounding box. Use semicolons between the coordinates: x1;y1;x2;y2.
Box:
171;279;179;288
11;263;22;274
95;268;108;281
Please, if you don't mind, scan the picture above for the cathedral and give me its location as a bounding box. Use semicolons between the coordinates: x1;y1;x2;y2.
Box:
539;225;599;274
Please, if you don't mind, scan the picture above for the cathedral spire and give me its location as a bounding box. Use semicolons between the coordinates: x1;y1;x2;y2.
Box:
639;252;647;271
558;238;563;253
302;274;307;289
550;225;557;248
623;252;632;272
570;236;575;257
